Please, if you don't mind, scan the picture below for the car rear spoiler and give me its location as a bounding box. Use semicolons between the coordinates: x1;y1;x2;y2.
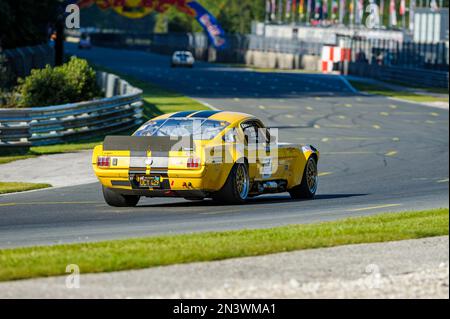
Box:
103;136;194;152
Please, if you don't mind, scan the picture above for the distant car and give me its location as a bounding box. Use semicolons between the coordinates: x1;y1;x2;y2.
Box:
92;111;320;207
171;51;195;68
78;33;92;50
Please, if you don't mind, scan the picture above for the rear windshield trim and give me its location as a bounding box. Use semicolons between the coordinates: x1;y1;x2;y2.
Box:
134;118;230;140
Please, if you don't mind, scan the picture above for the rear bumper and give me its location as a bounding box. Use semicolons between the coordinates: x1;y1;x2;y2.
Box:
99;175;210;198
111;187;208;198
95;163;232;197
173;61;193;66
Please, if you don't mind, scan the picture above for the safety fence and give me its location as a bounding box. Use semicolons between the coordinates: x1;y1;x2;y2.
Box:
344;37;449;72
79;30;450;86
0;72;144;153
1;44;54;80
88;32;323;63
347;63;449;88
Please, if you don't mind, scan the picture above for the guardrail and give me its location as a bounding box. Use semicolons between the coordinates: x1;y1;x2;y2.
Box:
0;72;144;152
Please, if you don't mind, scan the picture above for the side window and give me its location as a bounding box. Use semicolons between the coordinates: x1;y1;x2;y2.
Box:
241;121;266;145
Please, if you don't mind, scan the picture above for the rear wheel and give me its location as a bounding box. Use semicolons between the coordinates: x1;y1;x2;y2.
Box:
289;157;318;200
212;163;250;204
102;186;140;207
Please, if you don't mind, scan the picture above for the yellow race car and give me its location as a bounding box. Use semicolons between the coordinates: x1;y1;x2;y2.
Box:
92;110;319;206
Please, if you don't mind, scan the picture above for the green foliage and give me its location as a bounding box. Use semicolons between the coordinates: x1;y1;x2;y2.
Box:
81;5;157;33
154;0;265;34
58;56;101;103
0;209;448;281
16;57;101;108
0;182;51;195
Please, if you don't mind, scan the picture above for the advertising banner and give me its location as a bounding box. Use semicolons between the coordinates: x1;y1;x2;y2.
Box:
77;0;226;49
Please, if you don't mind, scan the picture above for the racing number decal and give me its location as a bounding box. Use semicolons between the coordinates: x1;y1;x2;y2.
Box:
260;158;273;179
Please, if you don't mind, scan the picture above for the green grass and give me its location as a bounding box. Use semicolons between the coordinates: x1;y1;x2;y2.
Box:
94;67;208;120
372;78;450;95
418;87;450;95
349;80;449;103
0;140;102;165
31;140;102;155
120;76;208;119
0;155;37;165
225;63;322;74
0;182;51;194
0;71;208;165
0;208;447;282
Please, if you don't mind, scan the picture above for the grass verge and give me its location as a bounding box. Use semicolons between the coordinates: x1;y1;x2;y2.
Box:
0;71;208;165
225;63;322;74
349;80;449;103
0;182;51;195
0;155;37;165
0;140;102;165
116;73;208;120
0;208;447;282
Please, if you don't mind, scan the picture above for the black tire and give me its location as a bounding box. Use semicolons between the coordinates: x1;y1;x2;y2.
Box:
212;163;250;204
102;186;140;207
289;157;318;200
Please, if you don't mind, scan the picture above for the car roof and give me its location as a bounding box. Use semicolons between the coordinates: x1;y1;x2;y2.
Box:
174;51;192;55
151;111;256;125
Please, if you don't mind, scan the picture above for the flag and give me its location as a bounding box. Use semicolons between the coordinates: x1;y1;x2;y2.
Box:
355;0;363;24
271;0;277;20
286;0;292;18
315;0;321;20
331;0;338;20
389;0;397;26
349;0;354;25
379;0;384;26
278;0;283;21
399;0;405;15
409;0;415;31
323;0;328;20
307;0;312;20
299;0;305;16
187;1;227;49
339;0;346;24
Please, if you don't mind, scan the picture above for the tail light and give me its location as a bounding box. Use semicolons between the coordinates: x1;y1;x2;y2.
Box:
186;157;200;169
97;156;110;168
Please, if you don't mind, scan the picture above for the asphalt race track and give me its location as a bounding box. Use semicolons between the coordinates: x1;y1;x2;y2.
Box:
0;44;448;248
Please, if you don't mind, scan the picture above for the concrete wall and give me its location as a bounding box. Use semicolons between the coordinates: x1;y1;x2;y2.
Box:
245;50;320;71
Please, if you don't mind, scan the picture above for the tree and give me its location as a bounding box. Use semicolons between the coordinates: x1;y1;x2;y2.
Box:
0;0;60;49
153;0;265;34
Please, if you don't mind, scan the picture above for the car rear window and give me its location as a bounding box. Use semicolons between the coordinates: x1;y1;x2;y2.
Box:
176;52;191;58
134;118;229;140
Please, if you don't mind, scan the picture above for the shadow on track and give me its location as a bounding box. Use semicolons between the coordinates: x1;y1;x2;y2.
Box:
137;193;368;208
